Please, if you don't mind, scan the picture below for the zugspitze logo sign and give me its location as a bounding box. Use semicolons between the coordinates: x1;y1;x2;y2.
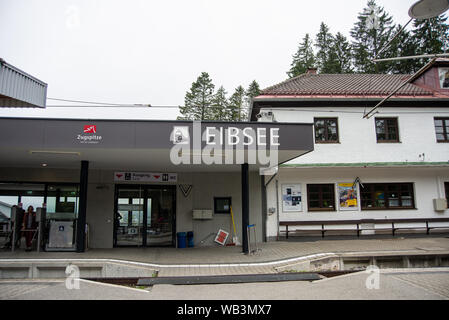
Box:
83;125;97;133
77;124;102;144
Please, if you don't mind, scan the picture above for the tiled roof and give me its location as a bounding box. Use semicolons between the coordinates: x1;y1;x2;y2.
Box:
260;73;434;97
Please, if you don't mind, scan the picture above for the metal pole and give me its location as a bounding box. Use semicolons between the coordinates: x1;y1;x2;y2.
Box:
373;18;413;61
241;163;249;254
373;53;449;63
363;58;437;119
76;160;89;253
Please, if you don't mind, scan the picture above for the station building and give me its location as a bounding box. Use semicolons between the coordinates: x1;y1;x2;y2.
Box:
251;59;449;240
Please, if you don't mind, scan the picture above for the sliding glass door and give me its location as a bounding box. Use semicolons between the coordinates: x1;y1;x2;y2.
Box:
114;185;175;247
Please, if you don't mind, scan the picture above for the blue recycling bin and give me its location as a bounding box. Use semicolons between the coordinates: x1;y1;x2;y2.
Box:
177;232;187;248
187;231;194;248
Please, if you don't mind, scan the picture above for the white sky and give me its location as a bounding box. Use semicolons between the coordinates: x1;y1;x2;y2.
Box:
0;0;414;120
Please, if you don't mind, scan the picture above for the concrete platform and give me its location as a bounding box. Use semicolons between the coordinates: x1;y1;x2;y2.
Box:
1;235;448;278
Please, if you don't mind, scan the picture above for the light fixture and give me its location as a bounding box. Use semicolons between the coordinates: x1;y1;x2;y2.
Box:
41;163;48;167
30;150;81;156
409;0;449;20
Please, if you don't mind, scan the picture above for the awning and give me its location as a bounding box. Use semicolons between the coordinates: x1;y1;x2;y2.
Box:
0;118;314;172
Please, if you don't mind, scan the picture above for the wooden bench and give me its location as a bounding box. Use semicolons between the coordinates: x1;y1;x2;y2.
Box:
279;218;449;239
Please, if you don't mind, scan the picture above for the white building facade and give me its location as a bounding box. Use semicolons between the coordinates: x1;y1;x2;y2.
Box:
252;61;449;240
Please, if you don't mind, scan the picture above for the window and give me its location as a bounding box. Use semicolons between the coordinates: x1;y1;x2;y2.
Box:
314;118;339;143
375;118;399;142
361;183;415;210
434;118;449;142
307;184;335;211
214;197;231;214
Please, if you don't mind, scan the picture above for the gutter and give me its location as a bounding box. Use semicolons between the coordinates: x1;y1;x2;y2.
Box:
281;162;449;169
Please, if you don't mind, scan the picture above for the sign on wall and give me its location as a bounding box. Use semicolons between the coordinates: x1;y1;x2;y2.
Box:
282;184;302;212
114;172;177;183
338;183;358;211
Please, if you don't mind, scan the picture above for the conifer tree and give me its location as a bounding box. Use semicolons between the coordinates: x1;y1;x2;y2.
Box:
287;33;316;78
315;22;340;73
228;86;246;121
210;86;229;121
333;32;354;73
412;15;449;68
350;0;395;73
178;72;215;120
243;80;261;122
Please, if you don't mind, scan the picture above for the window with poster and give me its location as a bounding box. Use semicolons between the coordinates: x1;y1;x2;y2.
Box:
361;183;415;210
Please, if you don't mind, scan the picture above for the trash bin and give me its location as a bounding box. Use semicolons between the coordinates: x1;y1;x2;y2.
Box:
187;231;194;248
177;232;187;248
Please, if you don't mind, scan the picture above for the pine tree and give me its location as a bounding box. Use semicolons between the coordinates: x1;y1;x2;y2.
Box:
287;33;316;78
228;86;246;121
412;15;449;68
350;0;396;73
333;32;354;73
315;22;340;73
210;86;228;121
244;80;261;120
387;25;420;74
178;72;215;120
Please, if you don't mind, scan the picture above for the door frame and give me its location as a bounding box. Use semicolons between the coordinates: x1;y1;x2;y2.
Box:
113;184;176;248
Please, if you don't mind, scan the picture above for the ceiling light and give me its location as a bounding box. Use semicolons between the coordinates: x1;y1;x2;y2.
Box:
30;150;81;156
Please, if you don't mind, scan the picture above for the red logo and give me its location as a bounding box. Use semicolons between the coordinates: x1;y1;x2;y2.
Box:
84;125;97;133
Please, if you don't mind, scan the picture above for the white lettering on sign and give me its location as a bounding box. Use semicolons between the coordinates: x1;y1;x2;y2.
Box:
169;122;279;175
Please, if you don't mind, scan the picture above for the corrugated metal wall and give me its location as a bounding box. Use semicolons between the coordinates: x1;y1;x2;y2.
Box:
0;60;47;108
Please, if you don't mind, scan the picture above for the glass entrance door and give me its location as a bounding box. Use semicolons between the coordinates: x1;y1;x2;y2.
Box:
115;187;145;246
114;185;175;247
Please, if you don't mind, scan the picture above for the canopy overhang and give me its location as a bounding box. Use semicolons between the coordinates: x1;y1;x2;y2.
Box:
0;118;314;172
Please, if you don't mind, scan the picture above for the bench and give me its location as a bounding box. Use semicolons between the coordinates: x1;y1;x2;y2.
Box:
279;218;449;239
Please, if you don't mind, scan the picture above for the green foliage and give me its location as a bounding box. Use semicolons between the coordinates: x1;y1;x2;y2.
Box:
179;75;261;122
350;0;395;73
228;85;246;121
210;86;229;121
178;72;215;121
287;33;316;78
287;0;448;76
412;16;449;68
333;32;354;74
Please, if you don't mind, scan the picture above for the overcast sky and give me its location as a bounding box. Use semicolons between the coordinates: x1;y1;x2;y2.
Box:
0;0;414;119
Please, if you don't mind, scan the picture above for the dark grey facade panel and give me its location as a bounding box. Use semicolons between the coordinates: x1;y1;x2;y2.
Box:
0;118;314;152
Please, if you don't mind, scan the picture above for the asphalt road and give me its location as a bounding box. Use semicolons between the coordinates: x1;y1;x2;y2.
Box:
1;269;448;300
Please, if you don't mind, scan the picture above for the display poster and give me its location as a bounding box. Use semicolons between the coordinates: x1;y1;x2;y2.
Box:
338;183;358;211
439;68;449;89
282;184;302;212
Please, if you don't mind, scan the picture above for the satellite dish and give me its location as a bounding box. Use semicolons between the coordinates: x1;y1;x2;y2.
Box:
409;0;449;19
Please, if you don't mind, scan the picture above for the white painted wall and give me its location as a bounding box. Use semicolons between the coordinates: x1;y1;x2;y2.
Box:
258;106;449;239
261;106;449;164
265;166;449;239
